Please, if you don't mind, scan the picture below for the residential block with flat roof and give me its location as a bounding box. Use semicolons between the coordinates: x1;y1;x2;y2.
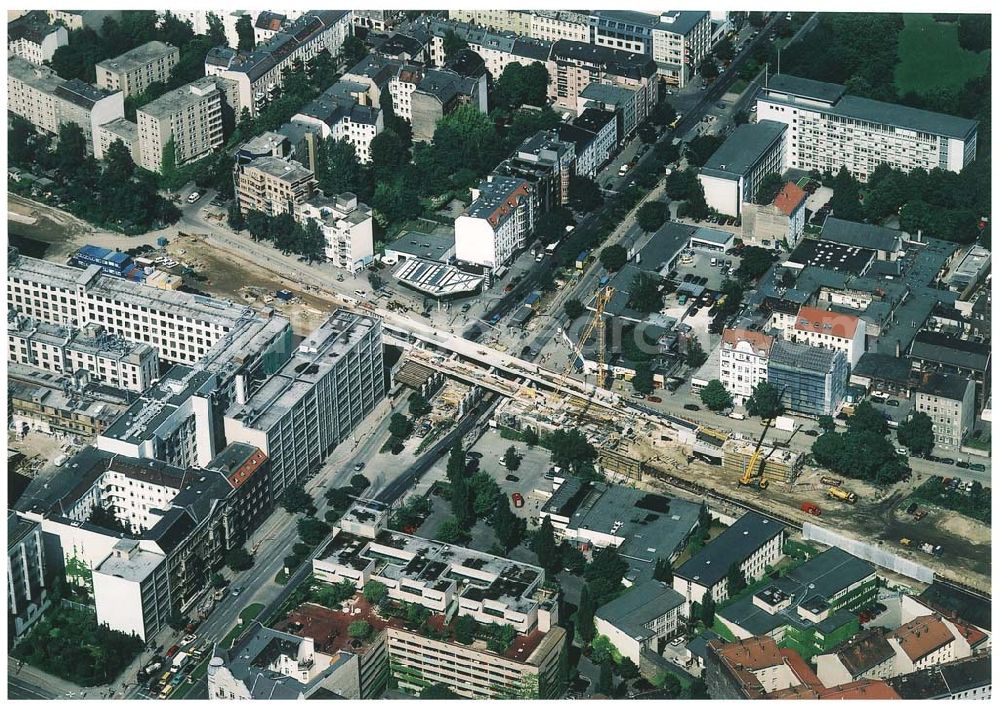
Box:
96;41;179;97
234;155;316;217
767;339;850;416
455;175;536;271
914;371;975;451
698;120;787;217
757;74;978;181
136;76;231;172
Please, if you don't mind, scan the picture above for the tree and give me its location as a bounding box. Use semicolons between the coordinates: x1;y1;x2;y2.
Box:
469;472;502;517
811;401;908;485
600;244;628;272
684;338;708;368
325;486;354;510
494;500;525;552
700;379;733;411
442;29;468;62
701;595;716;626
569;175;603;211
297;517;332;546
699;58;719;80
370;128;409;172
819;415;836;432
348;620;372;639
210;572;226;590
829;166;864;221
957;14;990;53
503;446;521;471
683;179;710;221
727;563;747;596
576;583;596;643
597;660;614;695
586;546;629;599
363;581;388;604
421;684;459;699
450;473;474;528
897;411;935;457
452;614;478;645
627;273;664;313
685;135;726;169
746;382;785;419
632;363;654;396
315;138;363;198
409;393;432;417
340;35;367;65
446;440;466;481
55;123;88;177
564;298;585;320
435;517;466;544
206;12;228;46
617;657;640;681
653;558;673;583
280;484;316;515
534;515;560;574
650;99;678;127
547;429;598;477
350;474;371;492
715;37;735;63
493;61;550;109
523;428;539;448
235;14;254;51
734;246;774;282
227;200;247;231
755;173;785;205
372;175;421;226
226;546;253;572
636;201;669;232
88;505;131;535
658;672;683;698
389;413;413;439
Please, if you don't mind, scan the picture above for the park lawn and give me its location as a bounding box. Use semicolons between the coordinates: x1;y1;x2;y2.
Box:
894;14;990;96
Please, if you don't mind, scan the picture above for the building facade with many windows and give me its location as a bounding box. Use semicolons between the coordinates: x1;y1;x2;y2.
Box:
756;74;978;181
914;372;975;452
720;328;774;406
136;77;230;173
455;175;536;271
96;41;180;97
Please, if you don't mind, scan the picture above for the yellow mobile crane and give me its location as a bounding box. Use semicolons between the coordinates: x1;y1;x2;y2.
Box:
739;416;773;489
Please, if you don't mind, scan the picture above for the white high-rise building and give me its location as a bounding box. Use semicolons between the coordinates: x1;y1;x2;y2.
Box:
756;74;978;181
296;193;375;273
455;175;536;271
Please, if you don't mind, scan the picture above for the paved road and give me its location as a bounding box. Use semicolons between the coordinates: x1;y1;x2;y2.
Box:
8;675;57;700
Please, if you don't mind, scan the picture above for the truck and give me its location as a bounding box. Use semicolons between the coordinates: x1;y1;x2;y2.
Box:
774;415;795;432
820;476;842;487
920;543;944;557
800;502;822;516
170;652;190;673
827;487;857;504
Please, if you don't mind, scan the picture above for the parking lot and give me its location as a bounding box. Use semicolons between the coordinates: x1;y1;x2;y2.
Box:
671;248;739;293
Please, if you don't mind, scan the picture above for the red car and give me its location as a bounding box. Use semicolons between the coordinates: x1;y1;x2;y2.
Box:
647;396;662;403
512;492;524;508
165;645;180;659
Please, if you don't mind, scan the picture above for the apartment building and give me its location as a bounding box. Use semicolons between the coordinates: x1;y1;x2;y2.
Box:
720;328;774;406
8;57;124;158
698;120;787;217
888;615;969;674
8;512;50;643
674;512;786;612
411;68;486;143
715;548;876;660
137;76;229;173
590;11;712;87
292;81;383;163
353;10;401;33
914;372;975;452
204;11;351;116
757;74;978;181
768;340;850;416
95;117;140;164
224;311;385;501
8;10;68;65
550;40;658;127
8;314;158;393
46;9;120;31
311;502;565;698
7;247;290;370
909;330;991;411
448;9;531;35
234;156;316;217
8;367;125;437
253;11;286;44
95;41;180;98
494;130;576;215
576;82;646;142
426;19;554;90
296;193;375;273
781;306;865;367
454;175;536;271
889;655;991;700
560;108;618;179
531;10;590;43
594;580;686;663
15;444;271;641
742;181;808;249
816;630;898;688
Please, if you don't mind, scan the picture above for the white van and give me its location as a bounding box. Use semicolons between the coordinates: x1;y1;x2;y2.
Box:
728;412;746;420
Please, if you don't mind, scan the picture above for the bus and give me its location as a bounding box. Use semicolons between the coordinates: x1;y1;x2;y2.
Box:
544;241;559;257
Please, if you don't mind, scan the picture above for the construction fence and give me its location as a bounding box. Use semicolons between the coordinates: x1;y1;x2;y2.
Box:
802;522;934;584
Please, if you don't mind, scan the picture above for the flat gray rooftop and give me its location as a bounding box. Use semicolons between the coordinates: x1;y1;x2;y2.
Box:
97;40;177;74
701;120;786;179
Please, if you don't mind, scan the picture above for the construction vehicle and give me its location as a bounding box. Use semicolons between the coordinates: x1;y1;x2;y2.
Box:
827;486;857;504
739;416;773;489
563;286;614;389
820;476;842;487
900;537;912;546
800;502;822;516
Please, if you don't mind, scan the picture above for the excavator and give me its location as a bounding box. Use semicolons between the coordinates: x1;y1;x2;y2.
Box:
739;416;773;489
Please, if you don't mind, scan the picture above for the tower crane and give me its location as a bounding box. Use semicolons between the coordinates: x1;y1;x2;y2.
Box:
740;416;773;489
564;286;614;389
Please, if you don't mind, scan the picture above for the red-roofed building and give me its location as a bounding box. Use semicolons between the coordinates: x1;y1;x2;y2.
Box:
786;306;866;366
741;181;808;249
455;175;536;271
705;637;823;699
721;328;775;405
888;615;964;674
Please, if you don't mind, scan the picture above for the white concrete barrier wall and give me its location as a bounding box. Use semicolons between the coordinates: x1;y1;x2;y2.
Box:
802;522;934;584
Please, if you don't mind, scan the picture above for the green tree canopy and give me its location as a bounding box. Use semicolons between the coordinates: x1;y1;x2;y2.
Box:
632;363;654;395
297;517;331;546
564;298;585;320
700;380;733;411
226;546;253;572
600;244;628;271
636;201;669;232
493;61;550;109
503;446;522;471
755;172;785;204
576;583;596;644
627;273;664;313
746;382;785;419
897;411;935;457
533;515;560;574
235;14;255;50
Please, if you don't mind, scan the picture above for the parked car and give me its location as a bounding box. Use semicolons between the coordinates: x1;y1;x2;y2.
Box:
647;396;663;403
180;634;197;647
186;191;202;203
505;474;520;483
466;452;483;459
969;462;986;472
511;492;524;508
683;403;700;411
804;429;819;437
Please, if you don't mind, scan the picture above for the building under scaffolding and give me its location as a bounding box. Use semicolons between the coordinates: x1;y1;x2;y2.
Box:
723;437;803;484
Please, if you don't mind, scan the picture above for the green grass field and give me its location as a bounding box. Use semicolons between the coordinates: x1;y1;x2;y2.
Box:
894;14;990;96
